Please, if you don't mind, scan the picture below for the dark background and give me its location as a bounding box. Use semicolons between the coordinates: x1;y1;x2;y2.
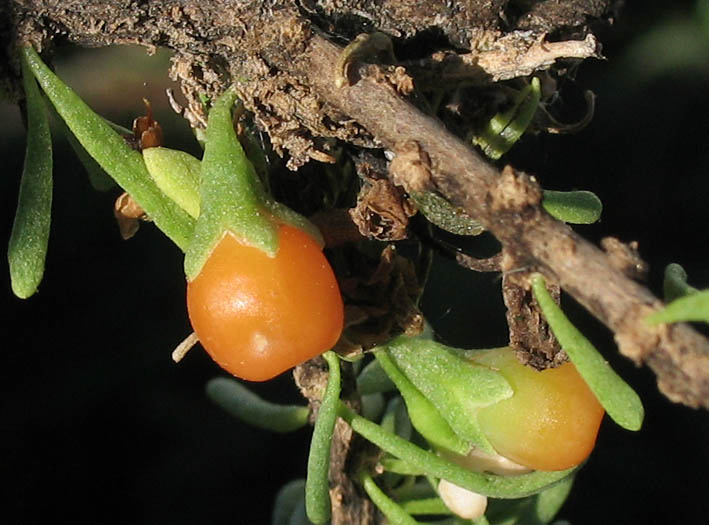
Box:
2;2;708;523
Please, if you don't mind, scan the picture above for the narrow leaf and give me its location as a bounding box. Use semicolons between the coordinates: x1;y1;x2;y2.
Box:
206;377;308;433
306;351;341;524
8;50;53;299
360;471;420;525
22;46;195;250
646;289;709;325
531;274;644;431
339;403;575;499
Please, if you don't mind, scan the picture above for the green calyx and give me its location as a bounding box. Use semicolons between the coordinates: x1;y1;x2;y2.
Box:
381;336;514;455
183;87;280;279
375;350;471;456
165;88;323;280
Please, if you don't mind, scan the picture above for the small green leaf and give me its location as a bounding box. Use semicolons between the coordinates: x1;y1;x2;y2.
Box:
22;46;195;250
271;479;307;525
662;263;698;302
55;117;115;191
542;190;602;224
646;289;709;325
409;191;485;236
306;351;341;524
8;49;53;299
339;402;575;499
359;471;420;525
473;78;541;160
206;377;308;433
376;350;471;455
531;274;644;431
143;147;202;218
385;336;513;454
357;358;397;395
381;396;413;441
399;497;452;516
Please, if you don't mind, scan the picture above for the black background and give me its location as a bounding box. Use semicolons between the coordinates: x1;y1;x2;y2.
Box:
2;2;709;523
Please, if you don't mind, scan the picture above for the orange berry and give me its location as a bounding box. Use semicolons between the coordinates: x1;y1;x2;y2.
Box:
473;348;604;471
187;224;344;381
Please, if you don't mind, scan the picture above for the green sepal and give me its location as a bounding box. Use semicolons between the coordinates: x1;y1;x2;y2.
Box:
22;46;195;251
646;289;709;325
662;263;698;303
184;87;278;279
473;77;541;160
531;274;644;431
385;336;514;454
410;191;485;236
205;377;309;433
183;88;323;279
375;350;471;456
542;190;602;224
8;49;53;299
143;147;202;218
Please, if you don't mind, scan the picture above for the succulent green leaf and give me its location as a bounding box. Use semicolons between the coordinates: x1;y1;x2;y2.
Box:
399;497;452;516
381;396;413;441
533;472;575;523
375;350;471;455
357;358;397;395
473;77;541;160
646;289;709;325
485;473;574;525
8;49;53;299
339;402;575;499
385;336;513;454
409;191;485;236
306;351;341;524
56;117;115;191
206;377;309;433
662;263;698;302
359;471;420;525
22;46;195;250
271;479;307;525
531;274;644;431
542;190;602;224
143;147;202;218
